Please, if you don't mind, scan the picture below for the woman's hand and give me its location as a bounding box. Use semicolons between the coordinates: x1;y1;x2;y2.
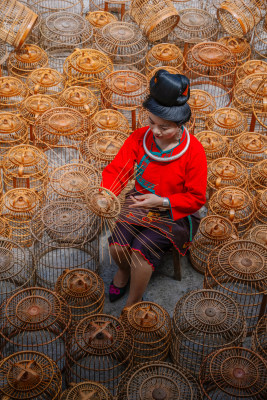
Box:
129;194;164;209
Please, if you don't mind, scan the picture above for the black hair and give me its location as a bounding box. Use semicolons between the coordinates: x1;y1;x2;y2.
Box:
143;69;191;125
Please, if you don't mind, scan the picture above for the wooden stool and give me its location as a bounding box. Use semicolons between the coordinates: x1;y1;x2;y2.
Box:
173;247;182;281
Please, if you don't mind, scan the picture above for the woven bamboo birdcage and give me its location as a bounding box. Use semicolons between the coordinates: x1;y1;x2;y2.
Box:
0;77;29;113
63;48;113;100
0;112;28;164
145;44;183;76
33;107;91;168
218;37;251;65
171;289;246;377
190;215;238;274
60;381;113;400
174;8;218;56
249;160;267;194
117;361;202;400
19;94;59;144
101;70;148;130
28;0;84;17
86;11;118;31
244;225;267;247
217;0;265;38
47;162;100;201
89;0;131;20
205;107;248;141
254;189;267;225
232;73;267;130
252;314;267;361
58;86;98;118
27;68;66;98
253;15;267;60
0;216;11;238
231;132;267;169
0;39;7;76
0;237;35;305
208;186;254;234
8;44;48;82
121;301;171;364
200;347;267;399
137;106;196;134
129;0;179;42
1;188;41;247
147;65;182;82
0;287;71;371
0;351;62;400
194;131;230;164
79;130;128;171
184;42;237;108
207;157;248;198
95;22;148;73
31;200;100;289
204;240;267;333
66;314;133;395
55;268;105;322
0;0;38;48
2;144;48;197
92;109;130;134
188;89;216;134
40;12;93;49
236;59;267;82
252;76;267;135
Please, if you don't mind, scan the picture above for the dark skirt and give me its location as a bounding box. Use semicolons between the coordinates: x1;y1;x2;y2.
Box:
108;192;201;270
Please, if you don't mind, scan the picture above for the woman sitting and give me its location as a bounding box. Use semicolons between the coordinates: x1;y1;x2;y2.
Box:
101;70;207;309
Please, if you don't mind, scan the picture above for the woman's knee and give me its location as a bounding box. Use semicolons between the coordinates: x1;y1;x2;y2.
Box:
110;243;130;265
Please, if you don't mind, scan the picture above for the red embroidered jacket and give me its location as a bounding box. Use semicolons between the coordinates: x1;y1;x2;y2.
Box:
102;126;207;221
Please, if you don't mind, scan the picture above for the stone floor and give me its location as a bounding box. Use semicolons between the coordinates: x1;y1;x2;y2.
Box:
99;231;204;318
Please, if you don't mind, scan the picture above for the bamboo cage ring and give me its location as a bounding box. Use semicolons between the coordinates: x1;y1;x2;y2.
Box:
40;11;93;47
48;163;99;200
244;225;267;247
190;215;238;275
129;0;180;42
217;0;265;38
0;0;38;48
199;346;267;399
252;315;267;361
0;76;29;111
59;86;98;117
218;37;251;66
86;11;118;29
174;8;218;44
145;43;183;75
8;44;49;82
231;132;267;169
0;351;62;400
171;289;246;376
92;109;130;133
85;186;121;219
55;268;105;322
117;361;202;400
194;131;230;163
27;68;66;97
208;186;254;234
60;381;113;400
206;107;248;140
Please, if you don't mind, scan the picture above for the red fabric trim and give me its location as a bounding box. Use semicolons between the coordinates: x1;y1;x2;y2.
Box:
109;241;155;271
131;248;155;271
116;219;190;257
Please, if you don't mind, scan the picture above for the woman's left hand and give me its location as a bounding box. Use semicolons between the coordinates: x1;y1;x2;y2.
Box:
129;194;163;209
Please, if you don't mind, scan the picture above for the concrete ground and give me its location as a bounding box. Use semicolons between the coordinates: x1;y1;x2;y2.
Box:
99;231;204;319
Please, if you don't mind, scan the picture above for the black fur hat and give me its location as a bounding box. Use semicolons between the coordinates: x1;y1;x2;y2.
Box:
143;69;191;125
